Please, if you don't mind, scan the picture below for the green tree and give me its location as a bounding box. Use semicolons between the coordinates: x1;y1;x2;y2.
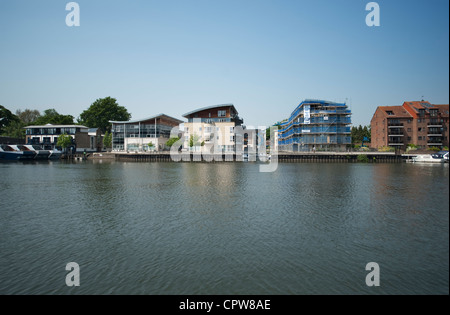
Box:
33;109;74;125
266;124;282;140
189;134;202;147
103;131;112;149
78;97;131;133
351;125;371;145
0;105;20;134
165;137;180;147
57;133;73;153
2;121;25;139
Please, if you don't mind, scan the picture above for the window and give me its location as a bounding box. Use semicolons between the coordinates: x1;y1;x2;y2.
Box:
418;136;422;140
205;127;212;133
418;128;422;132
229;127;234;133
407;119;412;124
218;110;226;117
230;135;235;142
407;137;411;141
407;128;411;132
386;111;394;116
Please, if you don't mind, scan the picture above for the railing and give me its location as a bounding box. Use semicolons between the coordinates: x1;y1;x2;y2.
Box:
388;132;404;136
387;123;404;127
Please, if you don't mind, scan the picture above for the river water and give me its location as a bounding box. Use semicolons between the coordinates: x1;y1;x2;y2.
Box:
0;160;448;295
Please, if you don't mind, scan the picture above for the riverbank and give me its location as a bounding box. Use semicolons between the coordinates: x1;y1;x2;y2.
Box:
87;151;413;163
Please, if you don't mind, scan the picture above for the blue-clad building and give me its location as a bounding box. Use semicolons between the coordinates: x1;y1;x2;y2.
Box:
278;99;352;152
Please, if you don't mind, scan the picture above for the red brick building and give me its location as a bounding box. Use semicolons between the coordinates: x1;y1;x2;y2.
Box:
370;101;449;151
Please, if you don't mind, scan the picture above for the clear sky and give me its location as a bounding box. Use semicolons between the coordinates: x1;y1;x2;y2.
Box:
0;0;448;127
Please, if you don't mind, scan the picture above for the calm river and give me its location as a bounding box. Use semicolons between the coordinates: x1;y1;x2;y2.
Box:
0;161;448;294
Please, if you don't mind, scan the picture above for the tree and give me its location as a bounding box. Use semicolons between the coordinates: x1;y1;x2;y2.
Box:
57;133;73;153
351;125;371;145
103;131;112;149
78;97;131;133
266;123;282;140
189;134;202;147
33;109;74;125
0;105;20;134
165;137;180;147
2;120;25;139
16;109;41;125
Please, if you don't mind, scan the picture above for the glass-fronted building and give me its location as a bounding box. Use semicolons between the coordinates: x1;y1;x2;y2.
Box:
110;114;183;152
278;99;352;152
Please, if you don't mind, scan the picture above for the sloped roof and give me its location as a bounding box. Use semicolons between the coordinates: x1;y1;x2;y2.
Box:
377;106;412;118
109;113;183;124
182;104;237;118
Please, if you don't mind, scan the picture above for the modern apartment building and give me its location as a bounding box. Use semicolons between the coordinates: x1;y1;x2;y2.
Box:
110;114;183;152
24;124;103;152
370;101;449;150
182;104;244;153
278;99;352;152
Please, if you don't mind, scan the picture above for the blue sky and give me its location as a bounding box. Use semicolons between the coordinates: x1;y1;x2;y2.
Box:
0;0;448;127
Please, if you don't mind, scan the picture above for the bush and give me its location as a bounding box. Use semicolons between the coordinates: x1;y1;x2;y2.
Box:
428;146;441;152
357;154;369;163
378;146;395;152
406;144;418;152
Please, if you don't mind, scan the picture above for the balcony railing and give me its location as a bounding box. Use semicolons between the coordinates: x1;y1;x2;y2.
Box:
427;123;443;127
387;123;404;128
388;132;404;136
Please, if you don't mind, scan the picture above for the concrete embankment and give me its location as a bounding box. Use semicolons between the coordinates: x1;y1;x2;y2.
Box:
97;151;411;163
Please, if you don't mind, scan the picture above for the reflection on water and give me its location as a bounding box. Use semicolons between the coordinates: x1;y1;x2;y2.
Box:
0;161;448;294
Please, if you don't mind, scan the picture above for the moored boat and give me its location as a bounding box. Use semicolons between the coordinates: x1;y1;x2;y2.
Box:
22;145;51;160
412;151;449;163
0;144;35;160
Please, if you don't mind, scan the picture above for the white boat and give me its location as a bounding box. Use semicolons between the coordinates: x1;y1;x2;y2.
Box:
412;151;449;163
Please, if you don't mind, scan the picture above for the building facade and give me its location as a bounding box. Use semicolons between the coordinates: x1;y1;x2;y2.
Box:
110;114;183;152
278;99;352;152
182;104;244;153
24;124;103;152
370;101;449;150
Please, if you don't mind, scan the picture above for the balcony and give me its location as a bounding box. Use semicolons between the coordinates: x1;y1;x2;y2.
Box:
387;123;404;128
388;131;404;136
428;122;443;127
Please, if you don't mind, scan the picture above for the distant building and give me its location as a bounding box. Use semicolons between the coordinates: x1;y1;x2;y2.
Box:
278;99;352;152
370;101;449;150
110;114;183;152
24;124;103;152
182;104;244;153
